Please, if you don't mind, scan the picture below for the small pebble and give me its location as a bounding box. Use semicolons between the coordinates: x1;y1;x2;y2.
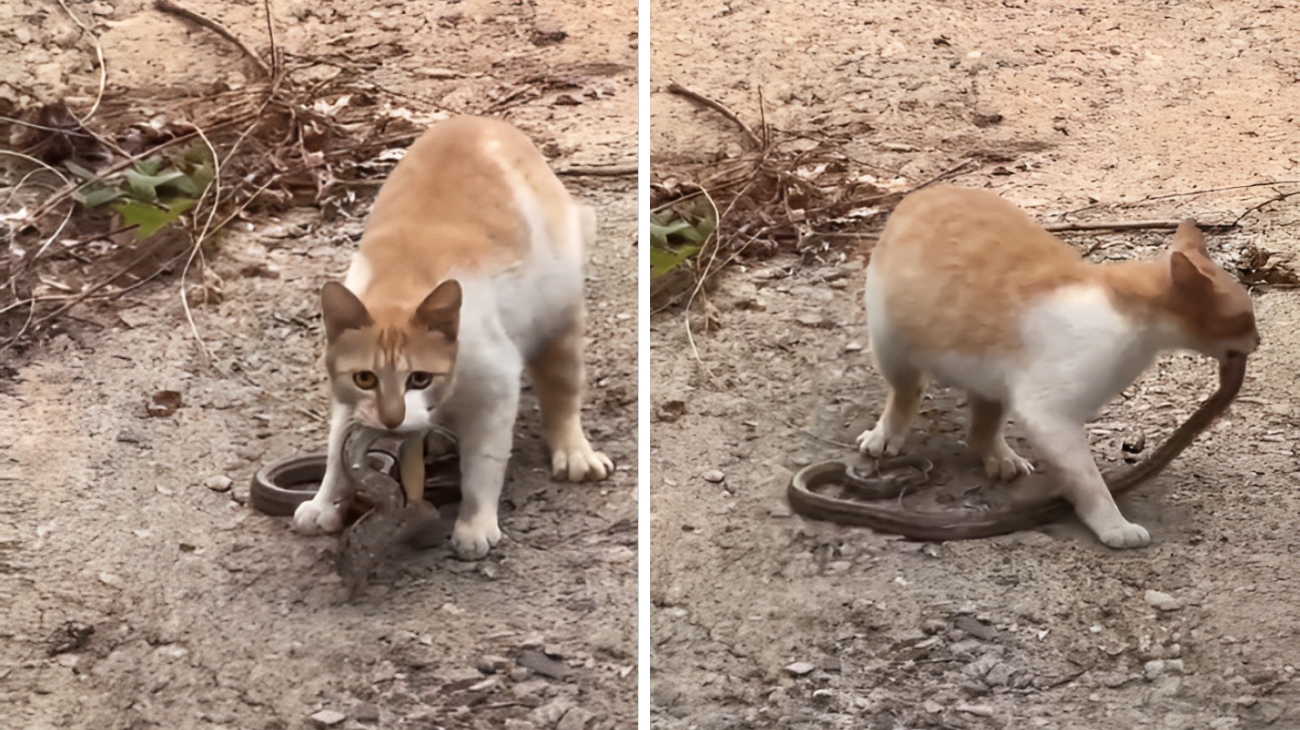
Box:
556;706;595;730
702;470;725;483
1145;659;1166;679
477;654;511;674
309;709;347;727
784;661;816;676
353;703;380;724
956;703;995;717
1144;589;1184;612
205;475;233;492
845;341;864;352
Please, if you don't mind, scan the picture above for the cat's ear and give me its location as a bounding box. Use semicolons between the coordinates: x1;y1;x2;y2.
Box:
1172;219;1209;255
321;282;373;343
413;280;462;341
1170;249;1214;301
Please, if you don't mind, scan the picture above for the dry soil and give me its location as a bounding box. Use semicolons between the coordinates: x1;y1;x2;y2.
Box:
1;1;638;729
651;1;1300;728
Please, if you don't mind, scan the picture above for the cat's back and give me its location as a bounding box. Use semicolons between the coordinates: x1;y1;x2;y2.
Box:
356;117;581;293
869;185;1090;352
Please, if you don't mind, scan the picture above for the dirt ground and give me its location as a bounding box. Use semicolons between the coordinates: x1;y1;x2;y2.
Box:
650;1;1300;728
1;1;637;729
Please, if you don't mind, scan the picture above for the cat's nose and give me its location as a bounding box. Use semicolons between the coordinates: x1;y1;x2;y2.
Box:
377;395;406;430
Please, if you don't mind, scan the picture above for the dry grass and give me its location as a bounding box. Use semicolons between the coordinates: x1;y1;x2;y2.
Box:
0;5;430;354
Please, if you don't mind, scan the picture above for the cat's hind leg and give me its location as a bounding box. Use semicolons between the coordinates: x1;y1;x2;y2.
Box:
1015;403;1149;549
526;319;613;482
855;356;924;458
967;394;1033;480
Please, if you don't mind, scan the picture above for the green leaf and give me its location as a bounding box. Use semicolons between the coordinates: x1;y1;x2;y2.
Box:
650;244;700;280
113;197;196;240
79;185;126;208
124;168;187;203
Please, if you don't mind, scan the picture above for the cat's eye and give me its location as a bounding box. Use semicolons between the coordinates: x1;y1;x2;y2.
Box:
407;371;434;390
352;371;378;390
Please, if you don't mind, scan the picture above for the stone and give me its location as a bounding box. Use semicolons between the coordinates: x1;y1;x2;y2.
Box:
205;475;233;492
308;709;346;727
557;706;595;730
1145;659;1166;680
353;703;380;724
477;654;511;674
984;663;1013;687
784;661;816;676
702;470;725;483
1144;590;1184;612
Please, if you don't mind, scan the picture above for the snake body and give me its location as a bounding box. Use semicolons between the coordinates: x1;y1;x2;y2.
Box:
787;354;1247;540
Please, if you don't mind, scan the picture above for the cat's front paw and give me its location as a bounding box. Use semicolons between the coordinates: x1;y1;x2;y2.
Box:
1096;521;1150;549
856;424;904;457
450;514;502;560
551;444;614;482
292;498;345;534
981;445;1034;481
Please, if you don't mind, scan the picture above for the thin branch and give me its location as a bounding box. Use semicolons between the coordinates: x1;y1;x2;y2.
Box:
1045;219;1199;233
666;81;763;149
154;0;272;78
556;164;638;177
54;0;108;122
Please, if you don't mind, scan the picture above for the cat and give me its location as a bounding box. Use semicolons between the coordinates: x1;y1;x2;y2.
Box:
856;185;1258;548
292;116;614;559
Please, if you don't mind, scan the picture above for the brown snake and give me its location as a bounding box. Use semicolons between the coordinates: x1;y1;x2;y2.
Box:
787;353;1247;540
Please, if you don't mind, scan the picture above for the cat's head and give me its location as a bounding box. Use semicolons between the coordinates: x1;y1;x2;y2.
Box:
1165;221;1259;362
320;280;461;433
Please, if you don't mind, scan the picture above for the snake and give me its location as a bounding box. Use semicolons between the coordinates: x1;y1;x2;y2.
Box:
787;352;1248;540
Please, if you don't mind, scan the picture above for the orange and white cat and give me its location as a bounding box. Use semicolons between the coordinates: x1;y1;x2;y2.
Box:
857;185;1258;548
292;116;613;558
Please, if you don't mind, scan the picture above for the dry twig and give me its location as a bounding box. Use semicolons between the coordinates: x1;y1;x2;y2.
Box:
666;82;762;149
154;0;272;78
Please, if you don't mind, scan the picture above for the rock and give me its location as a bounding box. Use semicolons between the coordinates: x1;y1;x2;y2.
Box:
702;470;725;483
985;663;1013;687
309;709;347;727
504;720;539;730
115;428;146;444
922;619;948;635
953;616;998;641
955;703;995;717
557;707;595;730
531;700;573;728
769;500;792;518
1144;590;1184;612
512;679;549;698
477;654;512;674
517;649;575;680
97;572;124;589
845;341;864;352
1145;659;1166;680
353;703;380;724
784;661;816;676
204;475;233;492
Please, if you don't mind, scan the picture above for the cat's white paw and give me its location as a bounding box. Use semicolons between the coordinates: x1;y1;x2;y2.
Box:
856;424;904;457
551;445;614;482
1096;521;1150;549
981;445;1034;481
450;514;502;560
292;498;345;534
